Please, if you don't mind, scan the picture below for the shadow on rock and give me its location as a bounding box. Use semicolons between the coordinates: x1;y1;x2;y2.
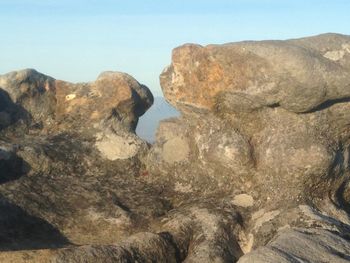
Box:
0;195;70;251
0;149;29;184
0;89;32;131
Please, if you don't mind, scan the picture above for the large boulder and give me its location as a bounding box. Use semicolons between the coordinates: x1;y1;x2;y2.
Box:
145;33;350;261
149;33;350;202
0;69;56;131
238;228;350;263
161;33;350;113
0;69;153;159
0;69;162;251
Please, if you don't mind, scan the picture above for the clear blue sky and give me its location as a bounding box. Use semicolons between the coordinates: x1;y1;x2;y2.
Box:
1;0;349;96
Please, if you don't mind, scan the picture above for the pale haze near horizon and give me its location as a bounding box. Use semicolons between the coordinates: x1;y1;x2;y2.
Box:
0;0;349;96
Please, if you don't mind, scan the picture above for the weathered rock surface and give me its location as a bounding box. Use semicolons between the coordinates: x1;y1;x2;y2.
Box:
238;228;350;263
0;69;162;253
161;33;350;113
3;33;350;263
147;33;350;262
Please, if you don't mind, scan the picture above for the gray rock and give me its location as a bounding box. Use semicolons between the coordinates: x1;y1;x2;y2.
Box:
0;69;161;251
238;228;350;263
161;33;350;114
148;33;350;262
3;34;350;262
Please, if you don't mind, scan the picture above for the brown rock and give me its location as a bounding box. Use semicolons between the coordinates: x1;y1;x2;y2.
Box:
3;33;350;262
161;33;350;113
0;69;161;258
148;33;350;262
55;71;153;132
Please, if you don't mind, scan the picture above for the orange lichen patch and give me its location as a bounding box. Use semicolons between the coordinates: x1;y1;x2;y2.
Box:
206;63;224;83
162;43;272;111
172;44;203;65
167;45;229;110
94;77;133;106
53;72;151;130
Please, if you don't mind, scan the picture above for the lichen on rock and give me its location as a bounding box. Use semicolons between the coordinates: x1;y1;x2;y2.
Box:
2;33;350;262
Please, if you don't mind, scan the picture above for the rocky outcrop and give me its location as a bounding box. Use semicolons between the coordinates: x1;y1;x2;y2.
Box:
146;33;350;261
0;69;153;160
0;69;161;253
2;33;350;263
161;33;350;113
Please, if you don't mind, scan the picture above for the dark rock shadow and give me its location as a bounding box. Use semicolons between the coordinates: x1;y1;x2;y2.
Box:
0;151;29;184
0;136;70;250
0;195;71;251
0;88;32;131
335;180;350;216
304;97;350;113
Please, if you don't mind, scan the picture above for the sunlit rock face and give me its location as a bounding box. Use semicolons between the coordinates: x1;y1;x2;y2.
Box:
0;69;153;160
149;33;350;204
161;33;350;113
147;33;350;262
2;33;350;263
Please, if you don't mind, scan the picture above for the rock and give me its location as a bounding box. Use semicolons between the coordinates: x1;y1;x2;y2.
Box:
95;128;145;160
162;136;190;164
161;33;350;113
238;228;350;263
0;69;153;159
51;202;243;263
232;194;254;208
52;232;179;263
147;33;350;262
3;33;350;262
55;71;153;132
149;33;350;207
0;250;56;263
0;69;56;128
159;203;244;262
145;114;256;199
0;69;162;253
0;143;24;183
0;203;243;262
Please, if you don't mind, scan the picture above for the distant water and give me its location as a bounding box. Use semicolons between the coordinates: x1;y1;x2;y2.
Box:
136;97;180;143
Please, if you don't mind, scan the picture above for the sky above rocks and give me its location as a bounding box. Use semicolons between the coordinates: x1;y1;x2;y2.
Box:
1;0;349;96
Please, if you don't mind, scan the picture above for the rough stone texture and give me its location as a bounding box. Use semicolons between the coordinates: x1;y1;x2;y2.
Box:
238;228;350;263
149;34;350;206
147;33;350;262
0;69;160;253
161;33;350;113
3;33;350;262
0;68;244;263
